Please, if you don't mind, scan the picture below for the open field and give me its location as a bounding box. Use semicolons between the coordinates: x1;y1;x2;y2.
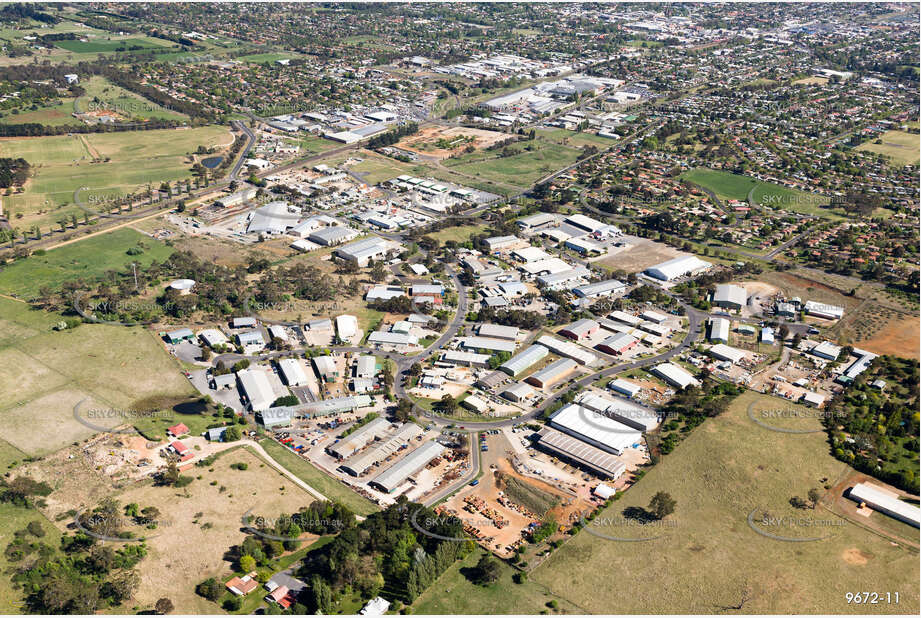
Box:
52;36;171;54
856;130;921;166
596;237;683;273
95;447;323;613
854;314;920;359
521;391;920;614
0;228;174;300
681;167;831;215
0;296;195;457
238;51;302;63
428;224;487;245
0;97;76;126
0;125;231;228
536;128;620;148
410;549;584;614
75;75;188;121
444;140;583;190
259;438;378;516
792;76;830;85
395;126;509;160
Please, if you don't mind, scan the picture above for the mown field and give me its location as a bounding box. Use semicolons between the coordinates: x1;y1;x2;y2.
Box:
0;125;231;227
52;36;170;54
0;295;195;458
0;228;174;300
681;167;832;216
516;391;919;614
856;130;921;166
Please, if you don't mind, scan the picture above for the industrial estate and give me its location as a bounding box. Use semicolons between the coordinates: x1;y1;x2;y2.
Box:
0;2;917;617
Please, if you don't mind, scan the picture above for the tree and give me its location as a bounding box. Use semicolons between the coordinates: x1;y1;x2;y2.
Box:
807;488;822;509
309;575;333;614
789;495;808;509
224;425;242;442
369;260;387;283
648;491;676;520
472;553;501;585
438;394;458;415
239;554;257;573
155;598;174;615
196;578;223;601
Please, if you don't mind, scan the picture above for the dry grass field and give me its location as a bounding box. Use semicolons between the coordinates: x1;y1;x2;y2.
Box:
110;447;320;612
0;297;196;458
524;391;920;614
597;238;683;273
856;130;921;166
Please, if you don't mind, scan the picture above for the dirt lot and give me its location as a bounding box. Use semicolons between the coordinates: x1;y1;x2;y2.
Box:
596;237;683;273
396;126;508;160
855;314;920;359
439;433;592;557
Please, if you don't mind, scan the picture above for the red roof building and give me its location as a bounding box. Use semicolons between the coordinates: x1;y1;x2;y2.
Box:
169;441;189;455
167;423;189;437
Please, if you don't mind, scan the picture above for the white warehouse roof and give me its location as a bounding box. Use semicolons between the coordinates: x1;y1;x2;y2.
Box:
548;403;642;455
651;363;699;389
645;255;712;281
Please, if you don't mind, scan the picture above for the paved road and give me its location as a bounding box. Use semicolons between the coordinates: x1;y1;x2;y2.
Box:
229;120;257;180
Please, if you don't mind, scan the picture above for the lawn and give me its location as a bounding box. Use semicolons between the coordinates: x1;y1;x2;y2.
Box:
0;125;231;227
238;52;301;64
536;128;620;148
0;295;194;458
428;224;487;245
258;438;378;516
446;141;583;190
0;317;195;457
520;391;920;614
410;549;583;614
856;130;921;166
0;228;174;300
681;167;832;216
52;36;169;54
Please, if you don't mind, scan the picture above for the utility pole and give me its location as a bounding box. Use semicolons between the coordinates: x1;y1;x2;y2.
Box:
132;262;139;291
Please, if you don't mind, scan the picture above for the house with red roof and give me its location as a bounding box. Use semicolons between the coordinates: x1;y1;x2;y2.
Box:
167;423;189;437
169;441;189;456
226;572;259;596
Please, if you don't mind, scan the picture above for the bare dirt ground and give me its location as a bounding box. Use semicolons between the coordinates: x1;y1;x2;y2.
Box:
439;433;593;557
396;126;508;160
597;238;683;273
855;315;920;359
